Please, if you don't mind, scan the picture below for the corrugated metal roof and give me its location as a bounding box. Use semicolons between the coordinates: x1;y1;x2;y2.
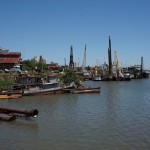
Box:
0;58;20;63
0;52;21;56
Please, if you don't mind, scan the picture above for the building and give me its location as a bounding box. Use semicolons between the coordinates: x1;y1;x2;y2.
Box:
31;55;46;64
47;61;61;73
0;48;22;70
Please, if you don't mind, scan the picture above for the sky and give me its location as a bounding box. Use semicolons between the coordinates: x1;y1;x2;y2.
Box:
0;0;150;69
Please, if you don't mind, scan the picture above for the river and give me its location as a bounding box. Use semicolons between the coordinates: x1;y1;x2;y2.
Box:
0;78;150;150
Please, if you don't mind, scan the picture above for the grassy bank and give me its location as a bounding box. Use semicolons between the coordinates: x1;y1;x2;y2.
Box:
0;73;16;91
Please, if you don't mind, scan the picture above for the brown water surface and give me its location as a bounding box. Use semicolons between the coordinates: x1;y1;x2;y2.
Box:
0;79;150;150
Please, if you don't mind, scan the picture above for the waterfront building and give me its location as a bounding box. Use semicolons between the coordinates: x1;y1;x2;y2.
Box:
0;48;22;70
47;61;61;73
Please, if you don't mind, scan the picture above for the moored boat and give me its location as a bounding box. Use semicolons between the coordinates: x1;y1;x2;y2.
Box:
142;71;149;78
123;72;131;81
23;82;74;96
12;74;75;96
22;75;75;96
0;91;22;99
92;74;101;81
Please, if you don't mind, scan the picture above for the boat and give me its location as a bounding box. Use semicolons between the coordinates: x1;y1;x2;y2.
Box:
23;82;75;96
92;74;101;81
22;75;75;96
142;71;149;78
0;91;22;99
92;66;102;81
0;94;22;99
123;72;131;81
83;71;92;80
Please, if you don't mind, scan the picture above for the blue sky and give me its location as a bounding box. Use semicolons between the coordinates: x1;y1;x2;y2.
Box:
0;0;150;69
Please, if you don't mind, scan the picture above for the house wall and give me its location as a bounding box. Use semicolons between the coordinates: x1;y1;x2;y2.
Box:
0;51;21;70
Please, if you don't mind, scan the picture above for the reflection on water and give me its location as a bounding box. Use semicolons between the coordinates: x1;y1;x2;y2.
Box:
0;79;150;149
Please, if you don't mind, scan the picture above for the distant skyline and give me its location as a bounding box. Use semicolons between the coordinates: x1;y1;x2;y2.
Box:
0;0;150;69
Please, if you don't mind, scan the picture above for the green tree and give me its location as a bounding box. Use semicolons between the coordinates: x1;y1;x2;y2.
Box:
35;62;48;71
58;69;83;86
22;60;48;72
22;60;35;71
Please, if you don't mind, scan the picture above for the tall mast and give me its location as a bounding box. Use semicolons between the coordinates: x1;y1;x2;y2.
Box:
82;44;86;71
69;45;74;69
108;36;112;75
104;57;106;65
141;57;143;77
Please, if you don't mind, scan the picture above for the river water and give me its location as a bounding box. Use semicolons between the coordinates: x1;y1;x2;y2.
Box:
0;78;150;150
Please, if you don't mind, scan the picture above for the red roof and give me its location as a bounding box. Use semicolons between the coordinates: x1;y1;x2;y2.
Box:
0;52;21;56
0;51;21;64
48;66;60;69
0;58;20;64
